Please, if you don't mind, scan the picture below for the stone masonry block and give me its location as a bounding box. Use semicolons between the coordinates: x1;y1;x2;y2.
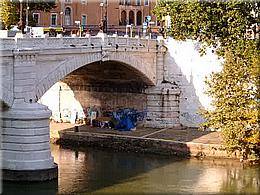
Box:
147;100;179;107
147;106;179;112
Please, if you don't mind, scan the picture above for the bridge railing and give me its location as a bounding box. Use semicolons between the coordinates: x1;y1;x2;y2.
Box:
0;36;157;51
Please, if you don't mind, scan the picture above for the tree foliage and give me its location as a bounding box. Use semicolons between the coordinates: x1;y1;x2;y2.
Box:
0;0;56;30
154;0;260;159
0;0;19;29
203;40;259;158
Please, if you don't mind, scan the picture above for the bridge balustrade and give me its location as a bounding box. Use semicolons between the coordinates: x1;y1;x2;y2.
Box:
0;36;157;52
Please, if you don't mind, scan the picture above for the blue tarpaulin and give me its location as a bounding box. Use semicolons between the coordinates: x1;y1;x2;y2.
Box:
112;108;146;131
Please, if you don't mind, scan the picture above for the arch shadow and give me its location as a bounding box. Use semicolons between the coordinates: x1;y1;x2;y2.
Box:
35;53;155;101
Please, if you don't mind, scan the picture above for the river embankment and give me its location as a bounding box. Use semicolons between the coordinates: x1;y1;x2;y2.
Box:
50;122;246;160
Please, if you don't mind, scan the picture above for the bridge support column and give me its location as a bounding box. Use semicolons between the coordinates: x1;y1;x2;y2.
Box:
1;99;58;181
145;84;181;128
145;39;181;128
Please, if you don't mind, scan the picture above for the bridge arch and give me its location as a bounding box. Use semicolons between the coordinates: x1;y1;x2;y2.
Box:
35;52;155;100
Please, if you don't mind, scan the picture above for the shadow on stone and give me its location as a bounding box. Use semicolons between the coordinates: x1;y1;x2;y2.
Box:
2;163;58;182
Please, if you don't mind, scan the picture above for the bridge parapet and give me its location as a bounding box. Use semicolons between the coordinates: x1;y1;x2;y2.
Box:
1;36;157;51
108;37;157;48
1;37;101;50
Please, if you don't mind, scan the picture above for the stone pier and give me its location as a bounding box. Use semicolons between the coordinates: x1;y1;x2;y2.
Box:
145;40;181;128
2;100;57;181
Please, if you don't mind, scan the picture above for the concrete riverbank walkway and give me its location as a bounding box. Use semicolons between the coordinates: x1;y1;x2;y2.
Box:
50;122;241;159
50;122;221;143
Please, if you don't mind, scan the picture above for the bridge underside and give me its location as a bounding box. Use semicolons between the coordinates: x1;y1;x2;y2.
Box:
60;60;151;113
40;60;181;129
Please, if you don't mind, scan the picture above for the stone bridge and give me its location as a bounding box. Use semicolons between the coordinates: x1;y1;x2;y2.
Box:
1;35;180;181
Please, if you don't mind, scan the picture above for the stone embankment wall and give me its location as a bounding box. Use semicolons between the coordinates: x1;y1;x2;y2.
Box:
164;38;222;127
59;131;241;159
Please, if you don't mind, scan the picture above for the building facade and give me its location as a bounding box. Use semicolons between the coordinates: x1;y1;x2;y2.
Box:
33;0;158;35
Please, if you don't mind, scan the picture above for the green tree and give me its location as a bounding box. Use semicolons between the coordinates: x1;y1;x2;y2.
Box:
0;0;56;30
154;0;260;159
0;0;19;29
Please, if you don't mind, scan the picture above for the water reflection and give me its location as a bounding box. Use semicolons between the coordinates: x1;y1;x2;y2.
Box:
220;166;260;194
3;144;260;194
3;180;58;195
52;144;179;194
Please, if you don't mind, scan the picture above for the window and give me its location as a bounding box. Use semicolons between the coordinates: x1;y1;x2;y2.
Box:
129;10;134;25
64;7;71;25
136;0;141;6
136;11;142;25
33;13;40;25
65;0;71;3
82;15;87;29
82;15;87;25
81;0;86;4
126;0;130;5
120;10;127;26
51;14;57;26
119;0;124;5
144;0;149;6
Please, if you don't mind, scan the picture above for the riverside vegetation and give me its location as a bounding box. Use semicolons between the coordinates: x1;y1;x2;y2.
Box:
154;0;260;160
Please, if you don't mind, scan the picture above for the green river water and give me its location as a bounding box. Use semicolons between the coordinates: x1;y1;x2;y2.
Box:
3;144;260;194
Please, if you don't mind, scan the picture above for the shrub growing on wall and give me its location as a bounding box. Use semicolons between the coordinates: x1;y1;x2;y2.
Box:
154;0;260;159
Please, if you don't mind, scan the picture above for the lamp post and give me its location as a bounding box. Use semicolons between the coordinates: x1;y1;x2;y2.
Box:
60;11;64;28
25;0;29;34
75;20;81;37
18;0;24;33
104;0;108;33
100;2;104;32
26;0;29;27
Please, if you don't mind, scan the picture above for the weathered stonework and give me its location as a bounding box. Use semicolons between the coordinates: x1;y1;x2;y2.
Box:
145;84;181;128
144;40;181;128
13;50;38;103
1;99;58;181
60;82;147;111
2;35;219;180
59;131;241;159
164;38;222;127
0;51;14;106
